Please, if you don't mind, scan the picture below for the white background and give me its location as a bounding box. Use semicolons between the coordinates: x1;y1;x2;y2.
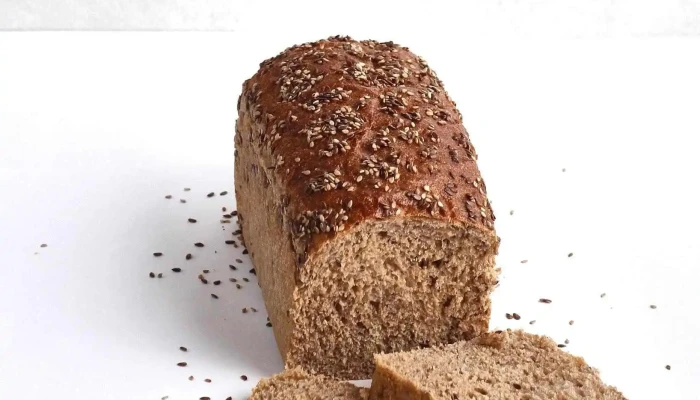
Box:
1;2;700;399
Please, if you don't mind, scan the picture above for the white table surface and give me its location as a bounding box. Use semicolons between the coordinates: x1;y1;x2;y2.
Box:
1;32;699;399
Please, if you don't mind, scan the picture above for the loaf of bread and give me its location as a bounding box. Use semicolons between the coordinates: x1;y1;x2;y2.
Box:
235;36;499;379
369;330;626;399
249;368;368;400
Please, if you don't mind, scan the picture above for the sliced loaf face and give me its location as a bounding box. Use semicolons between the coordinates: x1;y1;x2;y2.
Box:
370;330;626;400
249;368;368;400
236;36;499;379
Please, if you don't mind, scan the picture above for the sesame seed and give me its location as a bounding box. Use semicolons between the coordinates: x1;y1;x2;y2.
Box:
188;376;194;381
557;344;566;348
165;195;172;199
665;365;671;370
243;249;249;254
650;304;657;309
204;378;212;383
509;210;514;215
240;375;248;381
242;308;248;313
172;268;182;272
529;320;536;325
569;320;574;325
184;188;191;191
194;242;204;247
153;252;163;257
211;293;219;299
513;313;521;320
200;397;210;400
207;192;215;197
229;278;237;282
539;298;552;304
188;218;197;223
568;253;573;257
565;339;570;344
180;199;186;203
243;278;249;282
229;265;237;270
249;268;256;275
520;260;528;264
177;362;187;367
600;293;607;298
236;284;242;289
157;273;163;278
180;346;187;352
149;272;155;278
220;191;228;196
214;280;221;285
236;259;243;263
266;322;272;327
40;244;47;248
203;269;210;274
186;253;192;260
225;240;236;245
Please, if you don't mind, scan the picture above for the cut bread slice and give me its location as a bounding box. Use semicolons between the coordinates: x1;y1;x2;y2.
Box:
370;330;626;399
249;368;368;400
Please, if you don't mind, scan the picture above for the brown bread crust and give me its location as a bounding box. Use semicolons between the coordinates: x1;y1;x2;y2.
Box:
237;36;496;265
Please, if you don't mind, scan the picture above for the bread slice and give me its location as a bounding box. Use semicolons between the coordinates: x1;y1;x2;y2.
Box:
236;36;499;379
369;330;626;399
249;368;368;400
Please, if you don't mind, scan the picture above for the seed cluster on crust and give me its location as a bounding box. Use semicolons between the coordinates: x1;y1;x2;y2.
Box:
239;36;496;262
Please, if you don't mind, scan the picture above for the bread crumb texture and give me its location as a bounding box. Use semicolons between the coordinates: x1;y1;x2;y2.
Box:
370;330;627;399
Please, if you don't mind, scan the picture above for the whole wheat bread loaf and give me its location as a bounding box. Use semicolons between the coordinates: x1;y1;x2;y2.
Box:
235;36;499;379
249;368;368;400
369;330;626;399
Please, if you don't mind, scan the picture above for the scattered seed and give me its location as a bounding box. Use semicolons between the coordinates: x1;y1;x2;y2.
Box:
506;313;513;320
149;272;155;278
539;298;552;304
177;362;187;367
568;253;573;257
240;375;248;381
565;339;570;344
172;268;182;273
225;240;236;245
157;273;163;278
195;242;204;247
199;277;208;284
227;397;232;400
243;278;249;282
562;168;566;172
204;378;212;383
162;396;168;400
236;259;243;263
231;211;238;216
236;284;242;289
165;195;172;199
180;346;187;352
650;305;657;309
153;252;163;257
513;313;521;320
188;376;194;381
207;192;215;198
509;210;514;215
229;265;237;270
220;191;228;196
249;268;256;275
600;293;607;298
211;293;219;299
40;244;47;248
214;280;221;285
200;397;210;400
188;218;197;223
251;307;257;312
520;260;528;264
229;278;238;282
223;214;232;218
243;249;249;254
665;365;671;370
242;308;248;313
529;320;536;325
266;322;272;327
557;344;566;348
203;269;210;274
569;320;574;325
186;253;192;260
233;229;242;235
